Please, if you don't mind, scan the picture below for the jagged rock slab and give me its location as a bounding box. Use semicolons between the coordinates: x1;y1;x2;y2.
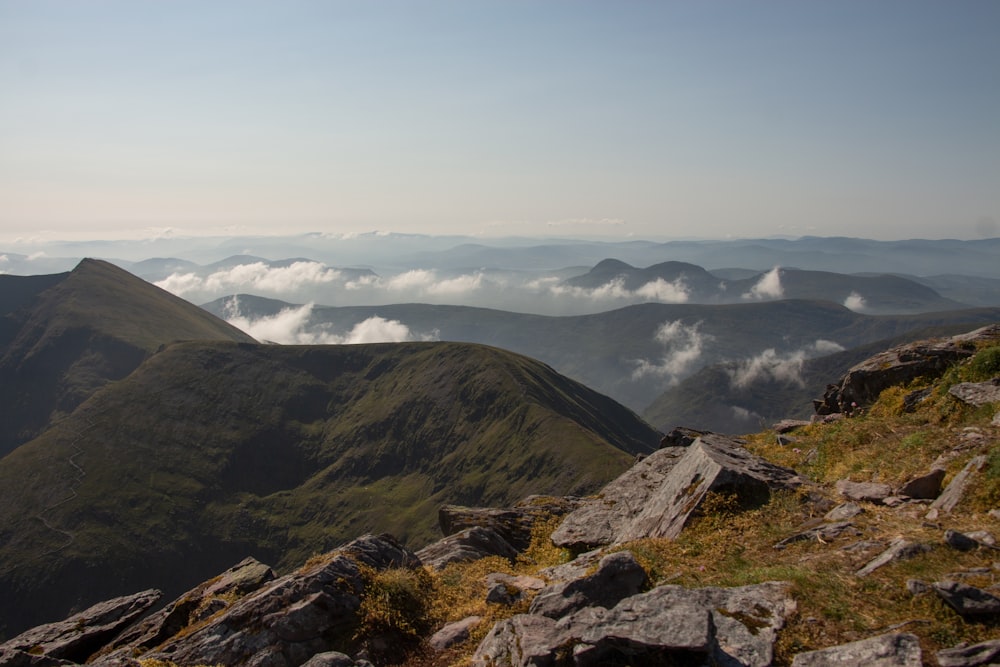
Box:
473;581;793;667
937;638;1000;667
529;551;647;619
790;632;922;666
933;580;1000;616
949;379;1000;407
856;539;931;577
0;589;161;665
485;573;545;606
142;534;418;667
929;455;987;516
97;556;275;660
438;496;582;551
301;652;373;667
0;648;78;666
416;526;518;570
553;434;805;548
814;325;1000;415
549;446;689;548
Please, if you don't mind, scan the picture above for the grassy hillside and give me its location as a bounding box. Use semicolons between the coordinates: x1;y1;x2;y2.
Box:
0;259;256;456
0;340;659;637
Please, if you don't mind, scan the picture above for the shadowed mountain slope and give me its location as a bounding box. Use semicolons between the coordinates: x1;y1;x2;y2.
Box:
0;259;256;457
205;296;1000;414
0;339;660;636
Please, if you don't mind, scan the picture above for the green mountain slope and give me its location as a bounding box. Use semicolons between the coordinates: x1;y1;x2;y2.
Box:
0;259;256;456
0;339;659;637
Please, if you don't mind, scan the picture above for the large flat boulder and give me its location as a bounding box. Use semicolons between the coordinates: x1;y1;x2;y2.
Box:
552;434;805;549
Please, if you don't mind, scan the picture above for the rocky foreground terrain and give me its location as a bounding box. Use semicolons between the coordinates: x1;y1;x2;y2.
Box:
2;325;1000;667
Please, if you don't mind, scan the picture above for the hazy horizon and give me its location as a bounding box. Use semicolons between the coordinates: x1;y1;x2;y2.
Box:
2;1;998;243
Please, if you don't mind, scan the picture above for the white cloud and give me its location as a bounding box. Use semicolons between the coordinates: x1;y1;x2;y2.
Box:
631;320;711;383
0;254;8;262
844;291;867;311
27;251;46;261
742;266;783;300
220;296;432;345
546;276;689;304
727;339;844;388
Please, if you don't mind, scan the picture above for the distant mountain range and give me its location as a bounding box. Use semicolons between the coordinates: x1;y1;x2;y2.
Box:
0;260;660;637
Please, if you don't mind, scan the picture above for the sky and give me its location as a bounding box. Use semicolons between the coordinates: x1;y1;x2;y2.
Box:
1;1;998;243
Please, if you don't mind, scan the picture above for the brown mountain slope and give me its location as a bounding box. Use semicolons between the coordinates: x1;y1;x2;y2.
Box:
0;259;256;456
0;339;660;637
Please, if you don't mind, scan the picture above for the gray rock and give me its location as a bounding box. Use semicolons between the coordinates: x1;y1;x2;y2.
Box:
856;539;932;577
945;529;982;551
949;379;1000;407
428;616;482;651
929;456;987;516
937;637;1000;667
473;581;793;667
814;325;999;415
897;468;946;500
0;589;161;665
529;551;647;619
967;530;997;546
774;521;860;549
142;534;418;667
300;652;358;667
825;502;864;522
906;579;931;596
553;434;805;549
438;496;581;551
416;526;518;570
550;446;689;549
485;573;545;606
933;580;1000;616
0;648;79;666
790;632;922;666
99;557;275;659
774;419;811;434
835;479;892;503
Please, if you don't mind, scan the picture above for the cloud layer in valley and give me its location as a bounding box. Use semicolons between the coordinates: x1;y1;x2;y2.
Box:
631;320;711;384
221;297;436;345
728;339;845;388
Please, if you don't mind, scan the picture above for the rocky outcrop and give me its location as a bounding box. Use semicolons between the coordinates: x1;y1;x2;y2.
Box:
0;590;161;665
814;325;1000;415
937;638;1000;667
141;534;418;667
97;556;275;660
552;433;805;549
472;580;794;667
933;580;1000;617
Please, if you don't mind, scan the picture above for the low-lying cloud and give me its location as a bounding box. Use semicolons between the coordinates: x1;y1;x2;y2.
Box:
548;276;690;304
844;291;867;311
157;261;341;297
728;339;846;388
631;320;711;383
221;297;435;345
742;266;783;300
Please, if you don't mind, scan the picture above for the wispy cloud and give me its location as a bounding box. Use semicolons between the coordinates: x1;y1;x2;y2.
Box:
548;276;690;304
156;261;341;297
742;266;783;300
631;320;711;383
728;339;846;388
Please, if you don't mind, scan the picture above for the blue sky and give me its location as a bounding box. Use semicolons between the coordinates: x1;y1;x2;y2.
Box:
1;1;998;242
